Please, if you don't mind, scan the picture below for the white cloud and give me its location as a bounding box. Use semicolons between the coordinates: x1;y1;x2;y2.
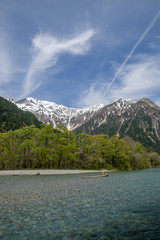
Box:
0;33;14;85
0;50;12;85
104;9;160;96
77;54;160;107
111;54;160;100
148;41;160;50
21;29;95;98
77;82;111;107
155;100;160;107
0;31;26;92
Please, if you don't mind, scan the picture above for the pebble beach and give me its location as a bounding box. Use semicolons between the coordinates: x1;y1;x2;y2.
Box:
0;169;105;176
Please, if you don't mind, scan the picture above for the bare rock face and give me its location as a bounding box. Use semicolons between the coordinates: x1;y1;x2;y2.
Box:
74;98;160;153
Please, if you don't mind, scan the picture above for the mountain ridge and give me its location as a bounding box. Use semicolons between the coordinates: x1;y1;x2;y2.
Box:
74;98;160;153
16;97;105;130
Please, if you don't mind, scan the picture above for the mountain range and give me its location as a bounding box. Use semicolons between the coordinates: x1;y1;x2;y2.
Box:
16;98;104;131
74;98;160;153
16;97;160;153
0;95;160;153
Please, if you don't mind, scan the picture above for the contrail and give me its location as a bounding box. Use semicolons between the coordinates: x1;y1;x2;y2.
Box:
104;9;160;96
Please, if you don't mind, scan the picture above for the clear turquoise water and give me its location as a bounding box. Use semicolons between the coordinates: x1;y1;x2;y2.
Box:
0;169;160;240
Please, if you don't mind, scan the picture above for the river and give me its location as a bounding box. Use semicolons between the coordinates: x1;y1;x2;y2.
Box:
0;169;160;239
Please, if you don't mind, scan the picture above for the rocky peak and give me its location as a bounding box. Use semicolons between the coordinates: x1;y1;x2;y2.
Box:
104;98;136;116
138;98;160;110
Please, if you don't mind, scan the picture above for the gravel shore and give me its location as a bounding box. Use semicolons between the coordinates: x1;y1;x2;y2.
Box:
0;169;106;176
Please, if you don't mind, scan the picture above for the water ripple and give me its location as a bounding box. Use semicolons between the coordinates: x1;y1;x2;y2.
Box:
0;169;160;239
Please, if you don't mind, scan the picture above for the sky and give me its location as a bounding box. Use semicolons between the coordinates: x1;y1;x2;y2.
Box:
0;0;160;108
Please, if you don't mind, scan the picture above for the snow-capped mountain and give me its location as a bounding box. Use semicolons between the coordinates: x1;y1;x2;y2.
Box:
108;98;136;115
6;96;160;153
74;98;136;133
74;98;160;153
16;98;105;130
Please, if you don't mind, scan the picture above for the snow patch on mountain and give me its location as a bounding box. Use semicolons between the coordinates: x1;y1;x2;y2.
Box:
112;98;136;108
16;98;105;130
110;98;136;115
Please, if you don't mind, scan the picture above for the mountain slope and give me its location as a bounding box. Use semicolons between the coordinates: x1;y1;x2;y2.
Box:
15;97;160;153
74;98;160;153
0;97;42;132
16;98;104;130
74;99;135;135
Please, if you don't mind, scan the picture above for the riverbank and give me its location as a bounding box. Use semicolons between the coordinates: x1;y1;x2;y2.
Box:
0;169;114;176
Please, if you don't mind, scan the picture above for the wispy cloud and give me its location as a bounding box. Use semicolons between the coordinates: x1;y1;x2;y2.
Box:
21;29;95;98
78;53;160;107
0;30;26;89
104;9;160;95
148;40;160;50
77;82;108;107
0;33;14;85
111;54;160;100
155;100;160;107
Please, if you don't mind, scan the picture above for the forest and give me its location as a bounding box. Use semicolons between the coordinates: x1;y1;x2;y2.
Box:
0;124;160;170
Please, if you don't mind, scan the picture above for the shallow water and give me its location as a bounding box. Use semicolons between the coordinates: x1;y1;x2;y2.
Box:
0;169;160;240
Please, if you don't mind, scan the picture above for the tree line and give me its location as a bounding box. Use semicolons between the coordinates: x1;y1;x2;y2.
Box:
0;124;160;170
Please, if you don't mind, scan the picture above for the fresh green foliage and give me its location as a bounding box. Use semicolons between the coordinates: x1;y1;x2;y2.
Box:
0;97;42;132
0;124;159;170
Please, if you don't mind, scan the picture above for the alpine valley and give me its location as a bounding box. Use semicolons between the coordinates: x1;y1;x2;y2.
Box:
16;97;160;153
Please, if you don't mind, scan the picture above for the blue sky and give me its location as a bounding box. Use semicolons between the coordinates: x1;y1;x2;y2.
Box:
0;0;160;107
